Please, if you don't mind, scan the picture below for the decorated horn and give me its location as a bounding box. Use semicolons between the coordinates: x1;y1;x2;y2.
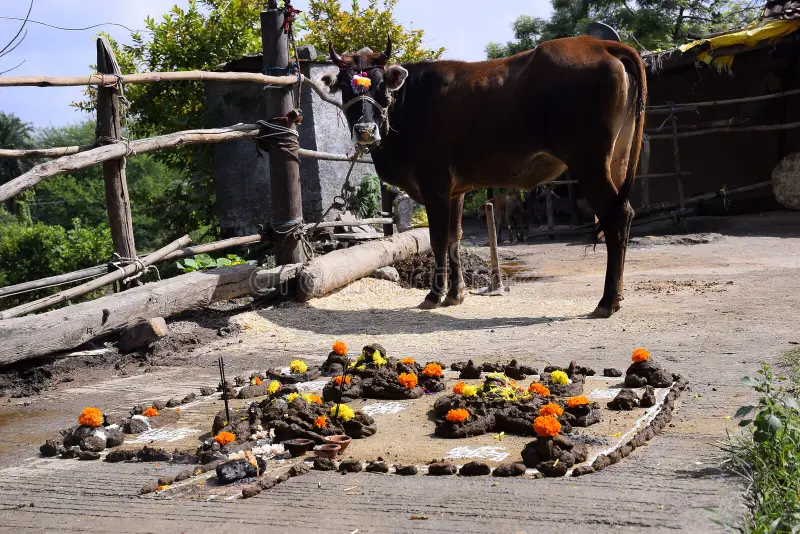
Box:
380;35;392;63
329;42;346;68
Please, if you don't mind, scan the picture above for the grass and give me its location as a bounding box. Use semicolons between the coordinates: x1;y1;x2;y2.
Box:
724;356;800;533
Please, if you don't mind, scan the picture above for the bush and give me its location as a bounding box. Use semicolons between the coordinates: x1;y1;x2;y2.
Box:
726;362;800;532
348;174;382;219
176;253;253;273
0;220;113;310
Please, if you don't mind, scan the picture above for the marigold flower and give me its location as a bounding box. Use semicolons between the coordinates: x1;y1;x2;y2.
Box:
286;392;300;403
332;375;352;386
332;341;348;356
372;351;387;367
215;431;236;446
251;376;262;386
533;415;561;437
289;360;308;374
143;407;159;417
445;408;470;423
528;383;551;397
422;363;443;377
268;381;281;395
401;357;415;365
330;404;355;421
461;385;479;398
78;407;103;427
453;382;467;394
398;372;418;389
550;370;569;385
175;408;181;413
157;485;169;491
303;394;323;404
567;395;590;408
632;347;651;362
314;415;328;429
539;403;564;417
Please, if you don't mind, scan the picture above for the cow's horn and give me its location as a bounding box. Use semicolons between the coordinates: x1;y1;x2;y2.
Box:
329;42;346;68
380;35;392;63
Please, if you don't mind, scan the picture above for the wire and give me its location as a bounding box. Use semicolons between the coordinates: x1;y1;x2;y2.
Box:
0;0;32;56
0;16;147;34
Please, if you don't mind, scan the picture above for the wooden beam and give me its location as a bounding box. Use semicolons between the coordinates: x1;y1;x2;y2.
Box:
649;120;800;140
0;70;298;88
647;84;800;115
0;144;95;158
97;37;137;278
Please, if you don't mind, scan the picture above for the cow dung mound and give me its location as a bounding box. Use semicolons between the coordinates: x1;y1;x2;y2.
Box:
394;250;507;290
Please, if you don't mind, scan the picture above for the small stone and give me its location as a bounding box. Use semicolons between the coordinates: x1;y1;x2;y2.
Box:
105;449;136;463
459;461;491;476
60;446;80;459
174;470;192;482
40;439;61;457
258;478;278;490
427;462;457;476
138;445;172;462
171;451;199;464
538;460;568;477
372;266;400;283
607;389;640;411
200;387;216;396
152;400;167;411
165;398;180;408
157;476;175;486
366;461;390;473
216;457;266;485
313;457;336;471
105;428;125;448
339;460;363;473
181;393;197;405
395;464;418;476
289;463;311;477
79;451;101;461
492;463;526;477
459;360;482;379
140;481;159;494
640;385;657;408
242;485;262;499
124;418;149;434
80;435;106;453
275;471;291;484
624;374;648;388
119;317;168;353
103;413;124;426
571;465;595;477
603;368;623;378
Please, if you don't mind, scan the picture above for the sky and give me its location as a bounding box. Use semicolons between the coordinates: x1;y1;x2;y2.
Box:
0;0;553;129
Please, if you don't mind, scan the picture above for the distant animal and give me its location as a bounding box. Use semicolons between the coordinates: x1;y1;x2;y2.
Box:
319;34;646;318
479;189;525;243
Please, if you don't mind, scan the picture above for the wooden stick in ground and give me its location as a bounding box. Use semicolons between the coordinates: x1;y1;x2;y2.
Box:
0;235;191;319
476;202;507;295
671;117;686;210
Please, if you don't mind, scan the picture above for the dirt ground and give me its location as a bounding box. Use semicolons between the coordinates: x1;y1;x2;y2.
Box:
1;212;800;532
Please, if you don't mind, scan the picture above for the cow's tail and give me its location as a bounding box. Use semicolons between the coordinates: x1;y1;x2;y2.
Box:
592;43;647;244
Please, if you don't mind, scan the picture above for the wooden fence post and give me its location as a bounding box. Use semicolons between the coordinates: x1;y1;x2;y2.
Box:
381;183;395;236
262;0;304;265
96;37;137;277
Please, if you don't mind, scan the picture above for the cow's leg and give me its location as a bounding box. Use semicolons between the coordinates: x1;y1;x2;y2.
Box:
444;194;466;306
419;193;450;310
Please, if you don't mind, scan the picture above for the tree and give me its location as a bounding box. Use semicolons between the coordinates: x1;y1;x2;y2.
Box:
0;111;35;224
298;0;445;61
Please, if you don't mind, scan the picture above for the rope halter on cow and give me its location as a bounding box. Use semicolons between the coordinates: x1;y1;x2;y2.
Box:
342;93;392;137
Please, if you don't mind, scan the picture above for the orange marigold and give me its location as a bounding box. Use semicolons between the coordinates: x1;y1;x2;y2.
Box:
445;408;470;423
215;431;236;446
332;341;348;356
313;415;328;429
528;383;551;397
398;372;419;389
632;347;650;362
539;403;564;418
253;376;262;386
533;415;561;437
422;363;443;377
332;375;352;386
400;357;415;365
306;394;323;404
453;381;467;395
566;395;590;408
78;407;103;427
143;407;159;417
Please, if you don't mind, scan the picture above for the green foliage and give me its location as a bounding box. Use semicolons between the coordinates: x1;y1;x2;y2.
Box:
486;1;764;58
298;0;445;61
0;111;35;224
176;253;252;272
349;174;382;218
726;362;800;532
411;206;428;227
463;189;488;215
0;220;114;310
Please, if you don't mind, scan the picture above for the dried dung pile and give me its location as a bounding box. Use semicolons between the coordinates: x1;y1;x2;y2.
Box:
394;250;507;290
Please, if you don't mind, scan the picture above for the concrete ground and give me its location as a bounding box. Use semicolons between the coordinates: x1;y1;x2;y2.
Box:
1;212;799;533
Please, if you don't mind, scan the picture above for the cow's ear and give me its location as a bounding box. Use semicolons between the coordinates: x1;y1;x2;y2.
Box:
317;70;340;93
384;65;408;92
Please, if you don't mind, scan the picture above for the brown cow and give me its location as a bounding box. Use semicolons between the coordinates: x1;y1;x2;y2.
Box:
319;35;646;317
479;189;525;244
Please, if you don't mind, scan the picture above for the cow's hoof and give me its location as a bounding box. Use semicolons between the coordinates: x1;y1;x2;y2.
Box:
590;300;621;318
418;298;441;310
443;294;465;307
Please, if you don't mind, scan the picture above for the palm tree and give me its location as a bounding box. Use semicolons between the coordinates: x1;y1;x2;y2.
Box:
0;111;35;223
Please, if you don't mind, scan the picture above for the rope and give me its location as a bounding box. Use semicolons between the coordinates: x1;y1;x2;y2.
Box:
343;94;392;136
108;253;161;285
254;118;301;163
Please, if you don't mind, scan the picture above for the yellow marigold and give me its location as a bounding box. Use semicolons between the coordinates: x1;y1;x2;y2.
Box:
268;381;281;395
446;408;470;423
539;403;564;417
289;360;308;374
252;376;262;386
529;383;551;397
401;357;415;365
286;392;300;403
330;403;355;421
567;395;590;408
398;372;419;389
157;485;170;491
332;341;348;356
550;370;569;385
332;375;352;386
632;347;651;362
78;407;103;428
461;385;479;398
422;363;443;377
372;351;387;367
215;431;236;446
314;415;327;429
143;407;159;417
453;382;467;394
533;415;561;437
303;394;323;404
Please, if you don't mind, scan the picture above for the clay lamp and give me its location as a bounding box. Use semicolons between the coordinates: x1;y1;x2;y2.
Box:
323;435;352;455
314;443;341;459
283;438;315;457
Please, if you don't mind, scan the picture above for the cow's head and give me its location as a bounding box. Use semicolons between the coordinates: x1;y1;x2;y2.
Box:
318;36;409;146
